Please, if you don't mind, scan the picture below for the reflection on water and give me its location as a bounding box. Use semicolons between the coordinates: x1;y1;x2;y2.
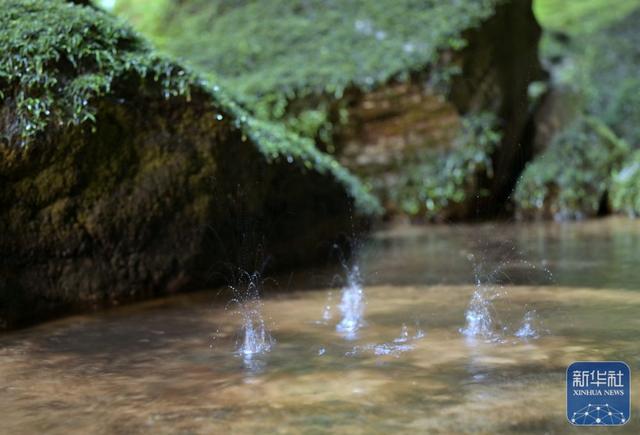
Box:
1;217;640;433
360;217;640;290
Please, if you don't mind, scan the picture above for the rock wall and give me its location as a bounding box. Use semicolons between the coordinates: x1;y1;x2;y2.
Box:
306;0;545;219
0;89;365;329
0;89;371;329
449;0;545;216
114;0;544;220
515;5;640;220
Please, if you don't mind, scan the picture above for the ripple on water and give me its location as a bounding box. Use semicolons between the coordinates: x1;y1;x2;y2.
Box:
1;284;640;433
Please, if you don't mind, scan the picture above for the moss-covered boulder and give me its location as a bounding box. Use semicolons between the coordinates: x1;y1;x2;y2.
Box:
515;2;640;220
115;0;545;220
533;2;640;149
610;151;640;217
0;0;379;329
514;118;629;220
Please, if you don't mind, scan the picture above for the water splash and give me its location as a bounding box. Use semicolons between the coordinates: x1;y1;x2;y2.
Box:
346;324;426;358
460;283;503;342
460;256;504;341
238;301;273;358
461;250;551;342
393;323;410;343
227;270;274;365
515;310;540;339
321;291;333;323
336;264;366;340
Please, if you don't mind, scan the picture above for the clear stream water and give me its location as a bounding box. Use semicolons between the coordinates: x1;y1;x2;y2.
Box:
1;218;640;434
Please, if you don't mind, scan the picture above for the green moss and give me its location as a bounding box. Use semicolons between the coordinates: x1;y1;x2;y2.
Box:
518;2;640;218
388;113;501;218
534;0;639;35
534;1;640;147
120;0;499;96
587;9;640;147
114;0;500;130
515;118;629;219
610;151;640;217
224;100;383;214
0;0;194;145
1;0;381;215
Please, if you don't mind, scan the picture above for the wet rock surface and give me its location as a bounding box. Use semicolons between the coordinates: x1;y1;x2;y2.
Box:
0;0;375;329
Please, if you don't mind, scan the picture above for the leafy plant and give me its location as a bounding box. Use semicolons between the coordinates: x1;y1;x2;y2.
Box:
610;151;640;216
389;113;501;218
515;118;629;219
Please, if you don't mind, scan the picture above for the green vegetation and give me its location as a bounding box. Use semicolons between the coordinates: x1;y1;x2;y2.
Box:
533;0;640;143
0;0;192;145
514;0;640;218
112;0;513;218
390;114;501;218
610;151;640;217
515;118;629;219
117;0;498;96
534;0;639;35
585;8;640;148
114;0;499;133
0;0;380;214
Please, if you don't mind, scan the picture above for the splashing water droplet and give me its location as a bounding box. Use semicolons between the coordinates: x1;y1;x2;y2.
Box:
460;249;552;342
336;264;365;340
460;282;498;341
394;323;410;343
321;290;333;322
227;271;274;366
515;310;539;339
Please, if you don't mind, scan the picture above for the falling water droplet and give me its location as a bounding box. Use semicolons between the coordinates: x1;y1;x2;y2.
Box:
322;291;333;322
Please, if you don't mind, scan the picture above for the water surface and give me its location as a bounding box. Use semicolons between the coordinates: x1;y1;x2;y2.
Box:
1;218;640;434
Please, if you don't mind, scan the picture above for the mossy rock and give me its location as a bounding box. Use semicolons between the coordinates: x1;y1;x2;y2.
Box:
514;118;629;220
116;0;499;105
0;0;380;329
517;2;640;220
115;0;545;220
534;2;640;148
610;150;640;217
